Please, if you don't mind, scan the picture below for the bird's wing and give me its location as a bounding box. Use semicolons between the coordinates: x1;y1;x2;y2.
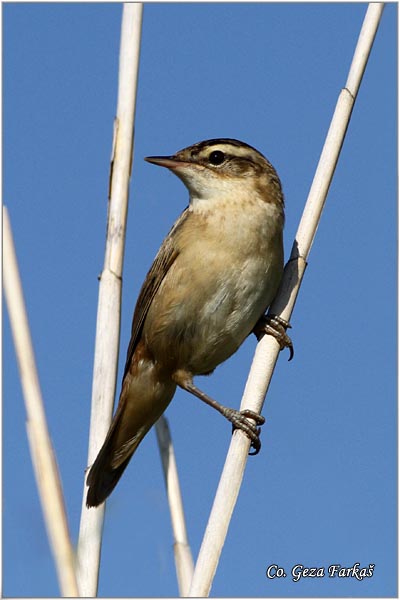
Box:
122;207;189;379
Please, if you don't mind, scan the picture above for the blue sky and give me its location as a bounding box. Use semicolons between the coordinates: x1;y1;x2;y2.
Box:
3;3;397;597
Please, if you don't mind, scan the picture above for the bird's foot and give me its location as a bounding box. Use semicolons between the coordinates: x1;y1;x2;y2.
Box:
173;371;266;455
224;408;265;455
253;314;294;361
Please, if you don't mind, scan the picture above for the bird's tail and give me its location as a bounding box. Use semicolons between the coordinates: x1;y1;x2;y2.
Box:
85;408;139;508
86;368;176;508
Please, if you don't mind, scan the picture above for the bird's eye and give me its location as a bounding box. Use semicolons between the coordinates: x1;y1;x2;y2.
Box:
208;150;225;166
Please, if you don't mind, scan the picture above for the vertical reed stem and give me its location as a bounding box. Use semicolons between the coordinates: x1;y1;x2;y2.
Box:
76;5;143;596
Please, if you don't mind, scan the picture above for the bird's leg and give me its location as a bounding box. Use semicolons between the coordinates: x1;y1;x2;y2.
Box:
253;314;294;361
173;370;265;455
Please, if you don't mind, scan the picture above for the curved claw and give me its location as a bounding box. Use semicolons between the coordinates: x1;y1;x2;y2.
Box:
248;428;262;455
286;340;294;361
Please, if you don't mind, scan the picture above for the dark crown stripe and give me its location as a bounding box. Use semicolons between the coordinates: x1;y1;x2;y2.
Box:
190;138;266;159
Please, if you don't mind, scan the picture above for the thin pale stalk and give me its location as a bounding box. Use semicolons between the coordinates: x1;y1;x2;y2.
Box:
3;206;79;597
76;4;143;596
188;3;384;596
155;417;194;596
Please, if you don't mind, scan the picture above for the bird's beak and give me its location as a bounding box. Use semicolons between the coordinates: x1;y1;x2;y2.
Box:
145;155;187;169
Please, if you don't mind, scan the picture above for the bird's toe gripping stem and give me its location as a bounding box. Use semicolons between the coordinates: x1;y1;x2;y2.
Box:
227;408;266;455
253;314;294;361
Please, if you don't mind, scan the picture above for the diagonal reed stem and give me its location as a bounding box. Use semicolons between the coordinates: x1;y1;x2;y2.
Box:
3;206;79;597
188;4;385;596
156;417;194;596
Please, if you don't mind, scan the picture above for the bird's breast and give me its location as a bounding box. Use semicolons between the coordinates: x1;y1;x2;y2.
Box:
144;197;284;374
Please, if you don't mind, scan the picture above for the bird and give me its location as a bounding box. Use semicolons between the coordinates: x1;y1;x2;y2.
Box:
86;137;291;508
